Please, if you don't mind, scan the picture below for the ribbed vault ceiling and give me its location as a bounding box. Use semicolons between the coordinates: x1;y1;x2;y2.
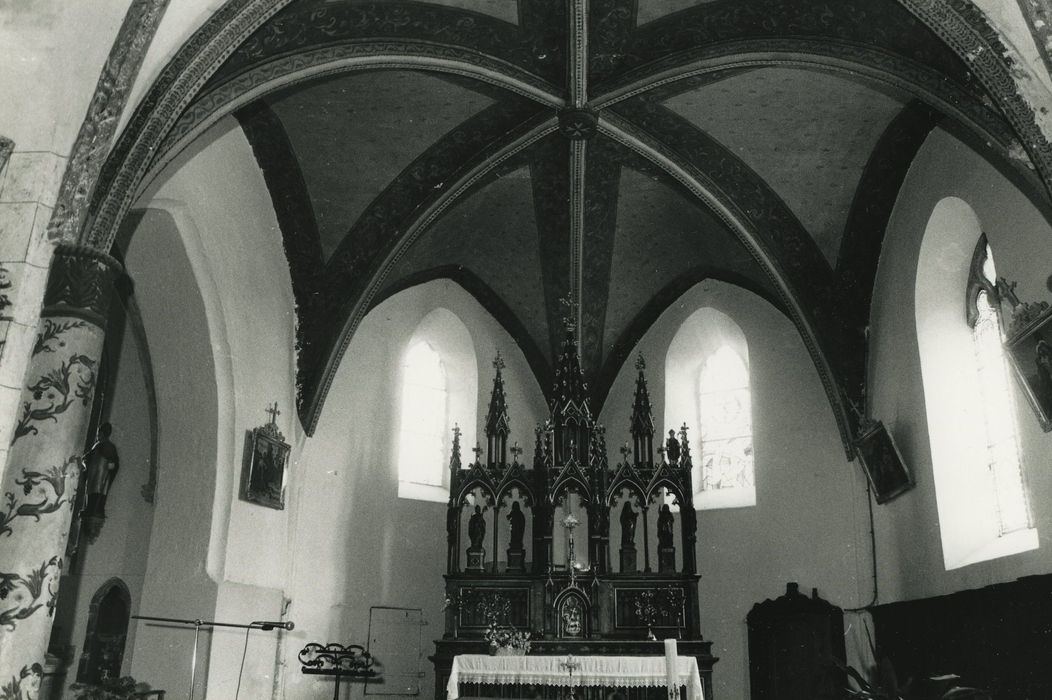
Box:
177;0;1047;439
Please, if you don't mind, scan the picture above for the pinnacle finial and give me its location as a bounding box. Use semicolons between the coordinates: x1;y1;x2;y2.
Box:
493;351;505;372
635;354;646;372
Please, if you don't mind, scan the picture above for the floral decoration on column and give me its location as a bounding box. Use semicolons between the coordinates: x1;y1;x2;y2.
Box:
0;245;119;685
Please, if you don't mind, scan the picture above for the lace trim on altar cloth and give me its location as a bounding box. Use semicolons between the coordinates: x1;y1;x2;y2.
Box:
447;655;703;700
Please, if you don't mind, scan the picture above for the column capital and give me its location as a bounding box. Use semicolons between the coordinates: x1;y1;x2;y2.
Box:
41;244;123;328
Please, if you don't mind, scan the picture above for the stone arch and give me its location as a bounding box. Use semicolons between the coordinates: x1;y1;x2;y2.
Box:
73;0;1052;457
76;578;131;684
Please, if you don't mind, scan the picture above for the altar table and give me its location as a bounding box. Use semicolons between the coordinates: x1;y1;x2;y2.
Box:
447;655;704;700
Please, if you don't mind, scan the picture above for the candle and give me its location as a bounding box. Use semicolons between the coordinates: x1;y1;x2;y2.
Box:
664;638;678;699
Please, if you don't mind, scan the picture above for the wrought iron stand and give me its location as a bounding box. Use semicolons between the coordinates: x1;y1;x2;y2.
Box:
299;642;377;700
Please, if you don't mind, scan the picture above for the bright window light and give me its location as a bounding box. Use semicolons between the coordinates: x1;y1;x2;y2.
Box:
698;346;754;493
665;306;756;510
397;342;448;487
915;201;1037;569
972;289;1030;535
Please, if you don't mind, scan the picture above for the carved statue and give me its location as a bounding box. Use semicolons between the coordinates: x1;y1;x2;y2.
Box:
657;504;674;548
507;501;525;550
665;429;680;465
619;501;637;548
83;423;120;518
468;505;486;549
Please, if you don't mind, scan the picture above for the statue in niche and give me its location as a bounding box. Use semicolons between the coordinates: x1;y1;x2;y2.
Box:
619;501;637;548
468;505;487;549
657;503;676;572
507;501;525;550
657;504;674;548
666;430;680;465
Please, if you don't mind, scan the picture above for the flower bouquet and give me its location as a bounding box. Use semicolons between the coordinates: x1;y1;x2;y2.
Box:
485;623;532;655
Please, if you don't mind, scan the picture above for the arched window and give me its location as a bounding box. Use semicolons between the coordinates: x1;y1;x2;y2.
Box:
967;240;1031;536
698;346;754;493
915;198;1037;569
397;342;448;488
665;307;755;509
396;308;477;502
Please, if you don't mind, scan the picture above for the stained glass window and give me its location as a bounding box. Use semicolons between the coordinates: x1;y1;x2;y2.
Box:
397;342;448;487
970;248;1031;535
697;346;754;492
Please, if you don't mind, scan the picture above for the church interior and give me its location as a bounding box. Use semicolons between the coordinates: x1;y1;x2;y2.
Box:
3;0;1052;698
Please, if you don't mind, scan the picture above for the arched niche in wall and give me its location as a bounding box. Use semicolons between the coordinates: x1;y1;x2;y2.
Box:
915;196;1038;570
76;578;131;685
664;307;755;510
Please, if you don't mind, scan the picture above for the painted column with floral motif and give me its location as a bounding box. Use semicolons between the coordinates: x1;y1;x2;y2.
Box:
0;244;119;693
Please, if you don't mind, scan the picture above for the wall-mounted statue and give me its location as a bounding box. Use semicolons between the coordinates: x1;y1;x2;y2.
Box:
82;423;120;543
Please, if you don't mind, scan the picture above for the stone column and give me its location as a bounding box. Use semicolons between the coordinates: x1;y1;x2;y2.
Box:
0;244;119;692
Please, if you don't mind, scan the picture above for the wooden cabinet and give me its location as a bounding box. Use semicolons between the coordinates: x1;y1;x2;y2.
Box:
747;583;845;700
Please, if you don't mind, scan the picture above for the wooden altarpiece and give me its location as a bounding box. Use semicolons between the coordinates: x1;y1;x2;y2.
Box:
431;328;717;698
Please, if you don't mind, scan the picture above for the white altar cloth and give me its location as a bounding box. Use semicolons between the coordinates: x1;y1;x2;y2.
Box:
447;654;704;700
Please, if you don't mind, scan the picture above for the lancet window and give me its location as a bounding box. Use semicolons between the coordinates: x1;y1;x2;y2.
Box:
665;307;755;509
398;342;448;488
697;346;754;495
396;308;477;502
915;199;1037;569
966;238;1030;536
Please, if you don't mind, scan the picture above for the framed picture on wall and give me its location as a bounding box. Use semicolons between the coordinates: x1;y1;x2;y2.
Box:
240;404;289;509
855;420;913;504
1005;305;1052;432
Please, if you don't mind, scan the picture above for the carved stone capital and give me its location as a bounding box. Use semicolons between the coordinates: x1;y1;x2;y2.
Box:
42;244;122;328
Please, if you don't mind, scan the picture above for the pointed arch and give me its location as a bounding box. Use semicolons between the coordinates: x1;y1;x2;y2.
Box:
396;308;478;502
665;307;755;510
915;197;1037;569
